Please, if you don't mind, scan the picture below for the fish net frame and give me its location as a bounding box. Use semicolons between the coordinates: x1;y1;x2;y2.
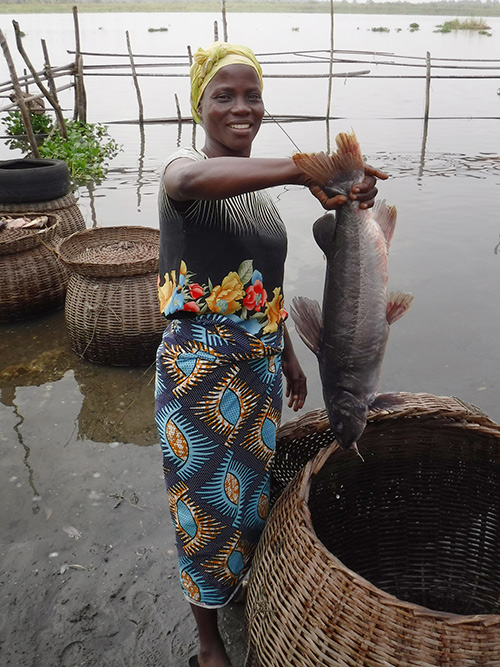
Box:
245;392;500;666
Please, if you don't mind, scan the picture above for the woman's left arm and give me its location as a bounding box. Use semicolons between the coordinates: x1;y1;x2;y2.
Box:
281;325;307;412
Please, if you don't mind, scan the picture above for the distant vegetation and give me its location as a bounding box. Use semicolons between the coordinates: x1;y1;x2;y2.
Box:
434;17;492;30
1;0;500;16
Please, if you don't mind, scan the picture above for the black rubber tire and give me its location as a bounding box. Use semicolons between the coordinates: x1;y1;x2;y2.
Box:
0;158;71;204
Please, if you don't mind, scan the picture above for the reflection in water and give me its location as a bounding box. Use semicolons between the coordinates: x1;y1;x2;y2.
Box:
0;310;158;447
136;122;146;208
1;386;41;510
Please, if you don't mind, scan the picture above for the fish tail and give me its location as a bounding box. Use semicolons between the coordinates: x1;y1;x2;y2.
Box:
292;131;365;193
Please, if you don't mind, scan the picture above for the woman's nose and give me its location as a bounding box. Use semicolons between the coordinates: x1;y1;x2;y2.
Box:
231;96;251;113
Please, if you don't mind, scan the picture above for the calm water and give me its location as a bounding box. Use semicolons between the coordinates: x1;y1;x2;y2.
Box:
0;12;499;666
1;11;499;423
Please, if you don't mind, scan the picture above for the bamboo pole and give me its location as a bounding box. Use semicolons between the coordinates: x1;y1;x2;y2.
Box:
126;31;144;124
326;0;334;152
72;5;87;123
424;50;431;121
419;51;431;178
0;28;40;157
41;39;60;106
221;0;228;42
0;84;74;114
12;20;68;138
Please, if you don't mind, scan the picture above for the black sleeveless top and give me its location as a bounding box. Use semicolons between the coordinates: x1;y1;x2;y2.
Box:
158;147;288;336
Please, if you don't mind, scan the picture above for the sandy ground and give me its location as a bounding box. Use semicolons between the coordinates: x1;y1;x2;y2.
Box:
0;310;247;667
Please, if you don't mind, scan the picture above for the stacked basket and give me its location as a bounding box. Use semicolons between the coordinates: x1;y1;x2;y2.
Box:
58;226;165;366
0;213;68;322
245;393;500;666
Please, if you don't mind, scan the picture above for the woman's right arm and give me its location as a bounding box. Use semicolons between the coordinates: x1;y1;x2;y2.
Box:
164;156;305;202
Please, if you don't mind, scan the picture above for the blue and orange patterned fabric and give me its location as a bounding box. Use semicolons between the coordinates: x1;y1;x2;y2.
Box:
157;147;288;336
155;314;283;607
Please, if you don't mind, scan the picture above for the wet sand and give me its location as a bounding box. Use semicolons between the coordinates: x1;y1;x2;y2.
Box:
0;309;246;667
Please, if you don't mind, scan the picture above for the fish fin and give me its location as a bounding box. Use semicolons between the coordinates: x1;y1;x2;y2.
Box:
290;296;322;355
292;151;337;188
292;131;364;193
373;199;397;248
312;213;337;254
370;392;405;412
386;291;414;325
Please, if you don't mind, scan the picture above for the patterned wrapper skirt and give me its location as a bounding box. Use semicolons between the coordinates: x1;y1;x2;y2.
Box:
155;314;284;608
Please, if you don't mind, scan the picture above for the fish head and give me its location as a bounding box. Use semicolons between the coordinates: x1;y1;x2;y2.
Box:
325;392;369;452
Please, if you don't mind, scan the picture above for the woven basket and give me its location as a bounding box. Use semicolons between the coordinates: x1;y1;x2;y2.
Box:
245;393;500;666
62;226;164;366
0;192;85;240
0;213;69;322
58;226;160;278
0;212;59;255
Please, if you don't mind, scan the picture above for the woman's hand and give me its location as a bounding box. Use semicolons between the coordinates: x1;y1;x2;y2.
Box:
350;164;389;209
309;163;389;211
282;326;307;411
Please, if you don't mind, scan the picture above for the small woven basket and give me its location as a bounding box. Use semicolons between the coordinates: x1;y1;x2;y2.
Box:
245;393;500;666
61;226;164;366
0;212;59;255
0;192;85;239
58;226;160;278
0;213;69;322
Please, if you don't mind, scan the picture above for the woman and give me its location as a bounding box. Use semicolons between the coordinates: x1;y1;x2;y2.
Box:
155;42;386;667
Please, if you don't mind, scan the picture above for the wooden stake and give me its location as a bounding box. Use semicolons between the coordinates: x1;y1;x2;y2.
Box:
325;0;335;152
214;21;219;42
221;0;228;42
13;20;68;139
72;5;87;122
126;31;144;124
0;28;40;157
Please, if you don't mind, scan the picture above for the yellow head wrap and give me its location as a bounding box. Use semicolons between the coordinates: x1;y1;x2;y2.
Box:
190;42;263;124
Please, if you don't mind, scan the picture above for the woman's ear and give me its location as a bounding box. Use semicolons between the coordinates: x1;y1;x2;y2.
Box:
197;103;203;124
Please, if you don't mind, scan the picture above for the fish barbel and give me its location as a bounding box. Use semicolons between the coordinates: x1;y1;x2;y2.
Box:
291;131;413;456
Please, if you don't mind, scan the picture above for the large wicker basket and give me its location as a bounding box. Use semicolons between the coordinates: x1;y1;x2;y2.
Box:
0;213;69;322
59;226;165;366
245;393;500;666
0;192;85;240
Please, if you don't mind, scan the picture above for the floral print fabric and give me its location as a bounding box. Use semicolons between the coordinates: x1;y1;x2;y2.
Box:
158;259;287;335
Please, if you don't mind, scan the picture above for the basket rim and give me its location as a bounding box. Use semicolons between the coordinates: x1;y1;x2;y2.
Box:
286;391;500;625
57;225;160;277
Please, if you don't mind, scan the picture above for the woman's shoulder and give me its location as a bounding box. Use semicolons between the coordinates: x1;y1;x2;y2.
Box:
163;146;206;170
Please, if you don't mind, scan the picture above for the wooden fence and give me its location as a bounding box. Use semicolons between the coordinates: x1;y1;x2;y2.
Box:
0;5;499;156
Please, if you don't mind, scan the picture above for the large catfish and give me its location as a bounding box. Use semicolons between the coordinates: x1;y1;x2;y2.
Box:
291;131;413;457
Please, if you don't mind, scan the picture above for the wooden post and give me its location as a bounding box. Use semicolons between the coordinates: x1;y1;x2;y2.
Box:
13;20;68;138
0;28;40;157
221;0;228;42
326;0;335;152
214;21;219;42
419;51;431;178
126;31;144;124
41;40;60;106
72;5;87;123
424;50;431;121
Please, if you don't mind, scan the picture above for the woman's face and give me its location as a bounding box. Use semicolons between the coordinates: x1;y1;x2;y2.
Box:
197;64;264;158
